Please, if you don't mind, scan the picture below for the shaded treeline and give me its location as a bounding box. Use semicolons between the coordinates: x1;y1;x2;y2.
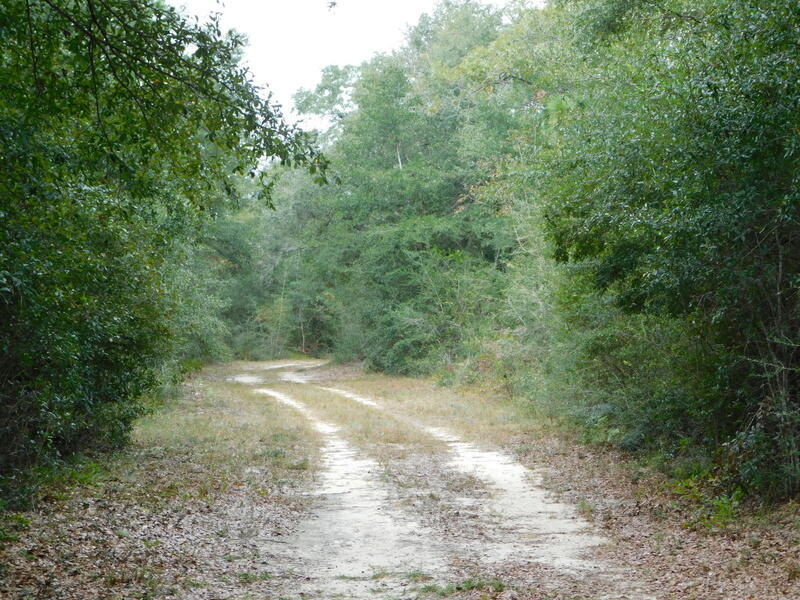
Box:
3;0;799;507
0;0;325;507
254;0;800;499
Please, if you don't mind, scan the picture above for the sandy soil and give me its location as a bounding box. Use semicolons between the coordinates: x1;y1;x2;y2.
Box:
2;360;799;599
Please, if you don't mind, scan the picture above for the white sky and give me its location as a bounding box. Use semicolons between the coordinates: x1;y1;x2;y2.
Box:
170;0;508;125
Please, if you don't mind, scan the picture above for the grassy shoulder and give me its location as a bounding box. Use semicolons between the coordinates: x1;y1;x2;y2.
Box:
0;364;320;599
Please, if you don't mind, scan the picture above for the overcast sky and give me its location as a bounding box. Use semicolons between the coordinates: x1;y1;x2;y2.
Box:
170;0;508;125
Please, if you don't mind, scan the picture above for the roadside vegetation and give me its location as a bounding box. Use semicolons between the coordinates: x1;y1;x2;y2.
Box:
0;0;325;508
3;0;800;515
249;0;800;502
0;364;318;599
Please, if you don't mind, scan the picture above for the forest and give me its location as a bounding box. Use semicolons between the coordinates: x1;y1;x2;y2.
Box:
3;0;800;516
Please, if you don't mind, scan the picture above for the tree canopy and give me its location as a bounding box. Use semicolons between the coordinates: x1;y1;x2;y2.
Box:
0;0;324;506
4;0;800;505
255;0;800;499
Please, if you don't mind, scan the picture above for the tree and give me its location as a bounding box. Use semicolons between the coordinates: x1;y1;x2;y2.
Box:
0;0;324;506
253;1;513;374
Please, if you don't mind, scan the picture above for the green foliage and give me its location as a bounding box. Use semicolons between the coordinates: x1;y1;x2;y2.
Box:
672;475;745;530
0;0;322;507
0;512;30;545
253;1;513;374
6;0;798;507
419;578;505;596
536;0;800;497
263;0;800;499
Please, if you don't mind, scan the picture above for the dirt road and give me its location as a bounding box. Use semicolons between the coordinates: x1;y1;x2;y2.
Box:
4;360;798;599
224;361;654;599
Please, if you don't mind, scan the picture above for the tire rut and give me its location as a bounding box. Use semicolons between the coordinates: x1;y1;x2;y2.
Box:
254;388;452;599
231;365;658;599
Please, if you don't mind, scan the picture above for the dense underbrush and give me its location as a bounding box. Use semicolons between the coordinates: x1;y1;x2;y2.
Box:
254;0;800;500
0;0;322;509
4;0;799;507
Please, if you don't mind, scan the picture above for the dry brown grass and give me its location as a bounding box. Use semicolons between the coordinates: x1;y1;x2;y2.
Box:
303;369;545;448
0;361;323;600
131;377;322;497
272;382;447;462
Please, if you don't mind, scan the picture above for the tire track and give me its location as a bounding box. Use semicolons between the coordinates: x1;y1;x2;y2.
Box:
253;388;451;599
317;384;656;598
